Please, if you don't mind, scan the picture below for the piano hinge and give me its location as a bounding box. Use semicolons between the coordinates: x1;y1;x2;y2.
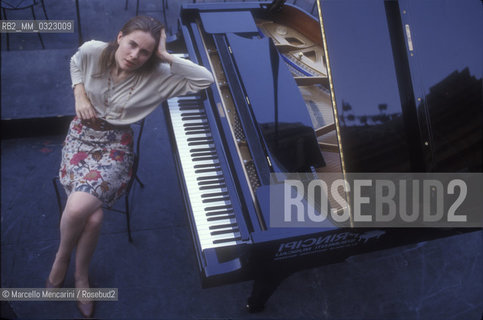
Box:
245;96;250;105
228;46;233;54
266;156;272;167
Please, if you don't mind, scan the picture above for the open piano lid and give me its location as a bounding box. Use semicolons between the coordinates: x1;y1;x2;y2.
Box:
199;9;325;173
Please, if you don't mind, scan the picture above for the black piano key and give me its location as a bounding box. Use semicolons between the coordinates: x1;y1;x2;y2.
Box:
181;112;206;117
192;158;217;163
186;130;211;135
192;152;216;159
185;128;210;133
185;129;210;134
196;172;222;178
193;163;219;169
184;122;207;127
211;228;239;236
191;151;217;157
184;124;209;129
191;155;218;162
178;100;201;104
192;156;218;162
207;214;236;221
187;137;213;142
202;196;230;203
192;157;218;162
195;167;222;174
209;223;238;230
185;126;209;131
195;166;221;175
194;169;220;175
212;236;242;244
197;175;223;181
179;100;201;106
190;150;216;155
182;116;207;121
198;179;225;186
205;209;234;216
201;192;229;198
198;182;224;188
199;184;227;190
204;204;231;211
190;147;216;152
188;141;214;146
179;106;203;111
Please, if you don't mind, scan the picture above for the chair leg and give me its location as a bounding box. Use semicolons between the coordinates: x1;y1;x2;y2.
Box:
31;6;45;49
52;177;63;221
2;9;10;51
40;0;49;19
75;0;83;46
136;0;139;16
134;172;144;188
125;193;133;243
133;119;145;188
125;0;128;10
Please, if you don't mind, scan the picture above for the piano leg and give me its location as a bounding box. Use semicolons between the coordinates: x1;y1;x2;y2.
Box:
246;270;290;313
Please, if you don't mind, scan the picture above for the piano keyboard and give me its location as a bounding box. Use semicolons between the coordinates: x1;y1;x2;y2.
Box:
167;96;245;250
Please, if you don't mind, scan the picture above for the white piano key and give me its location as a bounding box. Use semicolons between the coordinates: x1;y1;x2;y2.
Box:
167;96;244;250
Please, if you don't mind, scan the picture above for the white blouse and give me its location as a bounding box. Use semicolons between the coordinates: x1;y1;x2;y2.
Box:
70;40;214;125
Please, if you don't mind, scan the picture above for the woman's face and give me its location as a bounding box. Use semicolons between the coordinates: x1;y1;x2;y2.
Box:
115;30;156;72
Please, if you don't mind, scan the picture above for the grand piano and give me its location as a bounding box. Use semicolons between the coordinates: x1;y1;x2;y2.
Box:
163;0;482;312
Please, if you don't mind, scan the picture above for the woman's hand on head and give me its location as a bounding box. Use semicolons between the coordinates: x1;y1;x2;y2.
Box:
73;84;97;120
156;28;173;64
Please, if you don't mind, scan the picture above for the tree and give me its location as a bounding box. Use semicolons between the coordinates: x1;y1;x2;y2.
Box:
378;103;388;114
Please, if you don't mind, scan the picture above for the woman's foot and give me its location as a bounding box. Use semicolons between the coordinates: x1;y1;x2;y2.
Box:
46;256;70;288
77;300;95;318
75;277;95;318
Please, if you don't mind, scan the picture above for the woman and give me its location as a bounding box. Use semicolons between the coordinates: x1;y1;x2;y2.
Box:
46;16;213;318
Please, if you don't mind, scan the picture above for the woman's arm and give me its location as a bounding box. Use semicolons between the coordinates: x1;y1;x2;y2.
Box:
155;28;174;64
70;42;98;120
73;84;97;120
156;28;214;98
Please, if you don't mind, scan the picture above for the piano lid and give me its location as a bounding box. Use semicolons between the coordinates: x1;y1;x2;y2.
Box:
226;33;325;172
200;11;258;34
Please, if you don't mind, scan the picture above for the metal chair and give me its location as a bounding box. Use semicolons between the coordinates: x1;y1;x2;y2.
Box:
52;119;145;243
124;0;168;26
0;0;49;50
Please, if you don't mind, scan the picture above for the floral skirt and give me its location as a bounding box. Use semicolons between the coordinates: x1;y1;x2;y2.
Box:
59;117;134;207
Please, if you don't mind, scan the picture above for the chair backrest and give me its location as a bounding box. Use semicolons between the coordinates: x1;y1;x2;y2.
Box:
1;1;36;10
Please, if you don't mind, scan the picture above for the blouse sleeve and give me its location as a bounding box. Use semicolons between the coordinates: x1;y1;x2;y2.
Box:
70;50;83;88
69;40;104;89
160;55;214;99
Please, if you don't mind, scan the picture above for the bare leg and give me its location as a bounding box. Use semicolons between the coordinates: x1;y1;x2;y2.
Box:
48;192;102;286
74;207;103;318
74;207;103;287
